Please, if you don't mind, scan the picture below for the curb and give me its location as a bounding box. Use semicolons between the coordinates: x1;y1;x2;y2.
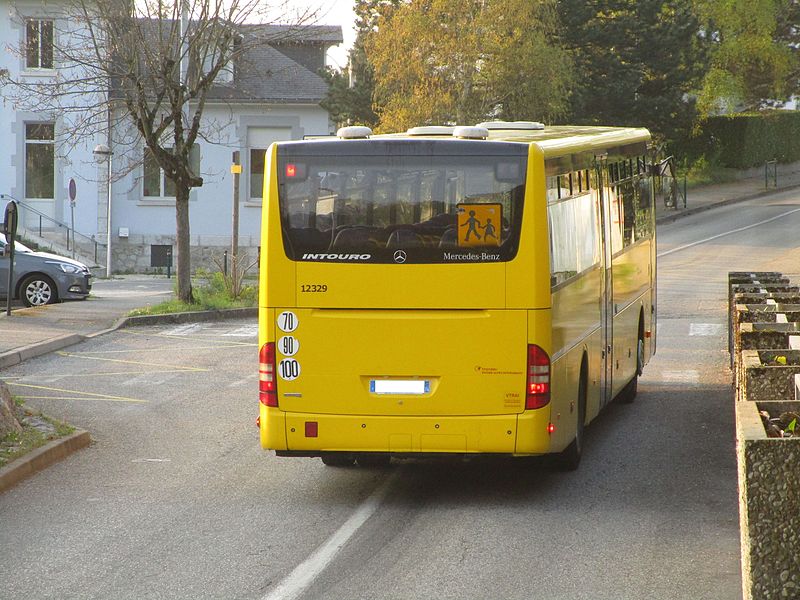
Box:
655;183;800;225
0;429;90;494
116;306;258;329
0;333;86;369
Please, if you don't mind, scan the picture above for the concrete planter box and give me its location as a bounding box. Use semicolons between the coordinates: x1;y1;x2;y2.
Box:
734;293;800;305
729;271;789;286
739;323;800;351
734;304;800;325
736;400;800;600
733;323;800;396
741;350;800;402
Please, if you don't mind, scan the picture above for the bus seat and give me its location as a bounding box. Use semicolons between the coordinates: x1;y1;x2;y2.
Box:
291;228;330;253
386;228;424;248
331;227;381;250
438;227;458;248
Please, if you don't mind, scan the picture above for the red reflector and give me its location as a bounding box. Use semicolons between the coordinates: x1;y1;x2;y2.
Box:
645;330;652;338
259;342;278;407
305;421;318;437
526;344;550;409
286;163;297;178
256;416;260;428
547;422;555;434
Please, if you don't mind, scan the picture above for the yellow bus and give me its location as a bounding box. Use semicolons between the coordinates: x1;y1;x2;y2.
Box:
258;122;656;470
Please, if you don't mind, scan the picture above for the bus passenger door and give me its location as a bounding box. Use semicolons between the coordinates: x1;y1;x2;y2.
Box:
595;158;614;408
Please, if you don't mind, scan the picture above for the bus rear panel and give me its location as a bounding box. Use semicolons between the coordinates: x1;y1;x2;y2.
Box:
259;139;556;457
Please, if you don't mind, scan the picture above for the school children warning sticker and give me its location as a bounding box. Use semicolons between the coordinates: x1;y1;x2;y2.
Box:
456;203;502;248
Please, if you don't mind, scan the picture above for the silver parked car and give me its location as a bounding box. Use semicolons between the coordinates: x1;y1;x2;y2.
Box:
0;238;93;307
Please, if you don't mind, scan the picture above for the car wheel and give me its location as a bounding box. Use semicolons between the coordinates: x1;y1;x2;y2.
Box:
20;275;57;307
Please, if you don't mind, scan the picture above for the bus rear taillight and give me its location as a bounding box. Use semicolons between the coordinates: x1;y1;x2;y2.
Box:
259;342;278;407
526;344;550;409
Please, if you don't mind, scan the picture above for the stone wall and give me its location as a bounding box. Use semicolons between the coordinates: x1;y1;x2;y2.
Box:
737;401;800;600
731;272;800;600
111;234;260;275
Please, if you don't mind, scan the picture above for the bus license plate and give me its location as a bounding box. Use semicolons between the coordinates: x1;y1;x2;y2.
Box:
370;380;430;395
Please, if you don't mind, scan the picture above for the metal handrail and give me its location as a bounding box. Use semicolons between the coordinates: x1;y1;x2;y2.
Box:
0;194;103;262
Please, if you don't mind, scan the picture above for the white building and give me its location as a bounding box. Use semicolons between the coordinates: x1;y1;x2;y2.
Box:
0;2;342;273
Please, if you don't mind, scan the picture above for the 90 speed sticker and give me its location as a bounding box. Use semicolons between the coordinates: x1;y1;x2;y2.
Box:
278;335;299;357
278;358;300;381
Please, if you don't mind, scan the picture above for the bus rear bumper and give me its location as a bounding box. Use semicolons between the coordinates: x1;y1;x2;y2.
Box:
260;406;552;455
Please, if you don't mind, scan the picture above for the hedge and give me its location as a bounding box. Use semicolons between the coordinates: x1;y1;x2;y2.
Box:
693;111;800;169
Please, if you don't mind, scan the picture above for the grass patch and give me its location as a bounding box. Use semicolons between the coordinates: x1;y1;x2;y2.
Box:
128;270;257;317
0;408;75;468
679;155;741;188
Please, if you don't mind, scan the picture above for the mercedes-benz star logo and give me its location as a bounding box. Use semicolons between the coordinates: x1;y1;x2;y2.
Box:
393;250;407;264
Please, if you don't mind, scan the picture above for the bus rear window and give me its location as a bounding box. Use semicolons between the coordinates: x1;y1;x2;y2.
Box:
277;144;526;264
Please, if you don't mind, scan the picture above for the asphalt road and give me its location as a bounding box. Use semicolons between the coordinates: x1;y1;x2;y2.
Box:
3;190;800;599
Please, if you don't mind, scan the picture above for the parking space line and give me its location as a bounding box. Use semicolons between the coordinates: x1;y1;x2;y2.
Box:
162;323;203;336
118;329;255;345
55;351;209;372
64;343;255;355
8;382;148;403
34;369;208;379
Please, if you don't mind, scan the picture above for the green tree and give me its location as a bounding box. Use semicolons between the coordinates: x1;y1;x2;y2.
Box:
3;0;312;303
694;0;799;114
557;0;707;146
321;0;399;127
364;0;573;132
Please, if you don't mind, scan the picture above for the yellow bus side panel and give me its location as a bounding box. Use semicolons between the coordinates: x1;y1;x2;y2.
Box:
507;145;550;310
611;240;651;397
551;268;603;425
260;405;287;450
514;410;554;455
261;144;295;309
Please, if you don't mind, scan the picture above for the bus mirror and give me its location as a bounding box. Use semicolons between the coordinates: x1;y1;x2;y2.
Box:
495;161;521;182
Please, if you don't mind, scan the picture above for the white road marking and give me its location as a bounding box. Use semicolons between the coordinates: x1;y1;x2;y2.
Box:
131;458;171;463
163;323;202;336
689;323;724;336
657;206;800;258
222;326;258;337
658;370;700;384
262;471;398;600
227;376;255;388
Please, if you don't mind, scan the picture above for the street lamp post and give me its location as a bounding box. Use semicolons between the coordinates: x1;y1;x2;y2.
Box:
93;144;113;278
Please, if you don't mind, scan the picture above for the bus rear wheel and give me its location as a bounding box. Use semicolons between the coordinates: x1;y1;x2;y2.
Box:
556;364;587;472
619;329;644;404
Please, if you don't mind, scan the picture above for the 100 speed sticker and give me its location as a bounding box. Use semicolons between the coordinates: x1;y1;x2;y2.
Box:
277;311;300;381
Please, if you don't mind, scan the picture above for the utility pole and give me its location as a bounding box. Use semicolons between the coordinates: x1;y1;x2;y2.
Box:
231;151;241;285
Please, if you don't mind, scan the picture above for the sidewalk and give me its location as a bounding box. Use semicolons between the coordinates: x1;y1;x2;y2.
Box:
0;275;176;368
3;165;800;368
654;161;800;223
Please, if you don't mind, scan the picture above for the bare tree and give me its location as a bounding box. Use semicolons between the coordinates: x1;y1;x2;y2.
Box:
3;0;317;302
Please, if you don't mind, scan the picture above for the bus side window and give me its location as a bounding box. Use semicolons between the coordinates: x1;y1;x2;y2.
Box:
548;192;599;287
